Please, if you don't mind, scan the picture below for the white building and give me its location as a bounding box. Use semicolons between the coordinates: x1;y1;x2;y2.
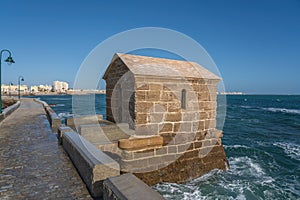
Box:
30;85;39;93
1;84;28;95
53;81;69;92
30;85;52;93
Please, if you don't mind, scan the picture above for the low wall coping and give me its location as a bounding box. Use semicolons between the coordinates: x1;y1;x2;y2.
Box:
66;115;103;129
103;173;165;200
119;135;163;151
57;126;73;144
63;132;120;197
0;100;20;123
34;98;61;132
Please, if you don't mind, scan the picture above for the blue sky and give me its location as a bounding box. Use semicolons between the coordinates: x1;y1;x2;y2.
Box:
0;0;299;94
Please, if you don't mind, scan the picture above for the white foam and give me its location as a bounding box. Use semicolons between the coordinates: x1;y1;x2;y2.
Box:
48;97;69;101
273;142;300;161
261;107;300;115
240;105;252;109
224;145;250;149
190;169;220;183
57;112;73;118
52;104;65;107
228;156;265;177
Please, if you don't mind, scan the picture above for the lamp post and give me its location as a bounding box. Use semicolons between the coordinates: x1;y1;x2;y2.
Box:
9;82;13;97
0;49;15;113
18;76;24;100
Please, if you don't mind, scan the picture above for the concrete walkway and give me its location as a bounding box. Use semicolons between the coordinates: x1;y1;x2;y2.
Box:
0;99;92;199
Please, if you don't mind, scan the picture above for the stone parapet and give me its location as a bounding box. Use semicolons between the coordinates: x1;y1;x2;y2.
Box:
66;115;103;130
62;132;120;198
103;173;164;200
0;100;20;123
34;98;61;132
57;126;73;144
79;124;111;145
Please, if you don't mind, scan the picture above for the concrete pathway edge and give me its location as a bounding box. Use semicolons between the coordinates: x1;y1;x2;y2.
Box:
0;101;20;123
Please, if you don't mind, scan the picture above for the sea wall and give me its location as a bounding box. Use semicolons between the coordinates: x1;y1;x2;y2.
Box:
34;98;61;132
0;100;20;123
103;173;164;200
34;98;165;198
60;130;165;199
62;131;120;197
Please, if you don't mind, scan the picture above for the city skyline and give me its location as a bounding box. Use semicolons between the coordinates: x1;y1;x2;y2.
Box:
1;0;300;94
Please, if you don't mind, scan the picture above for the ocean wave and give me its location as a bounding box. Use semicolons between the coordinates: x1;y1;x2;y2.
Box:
50;104;65;107
57;112;73;118
228;156;265;177
261;107;300;115
240;105;253;109
153;155;297;199
273;142;300;161
224;144;251;149
48;97;70;101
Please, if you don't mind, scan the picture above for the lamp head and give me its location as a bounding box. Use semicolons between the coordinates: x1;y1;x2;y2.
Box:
21;78;24;81
5;56;15;65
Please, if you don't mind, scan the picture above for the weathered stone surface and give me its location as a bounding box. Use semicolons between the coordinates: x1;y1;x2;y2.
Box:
102;53;228;185
0;99;92;199
134;144;227;186
51;113;61;132
78;124;111;145
103;173;164;200
63;132;120;197
119;135;163;151
135;123;159;135
66;115;103;130
0;100;20;122
57;126;73;144
35;99;62;132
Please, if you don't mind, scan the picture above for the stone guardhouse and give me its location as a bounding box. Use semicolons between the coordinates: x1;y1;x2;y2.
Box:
102;53;228;185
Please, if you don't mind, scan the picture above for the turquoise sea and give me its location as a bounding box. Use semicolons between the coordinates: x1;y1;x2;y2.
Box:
33;94;300;199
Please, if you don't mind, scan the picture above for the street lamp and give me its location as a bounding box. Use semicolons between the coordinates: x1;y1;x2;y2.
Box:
0;49;15;113
9;82;13;97
18;76;24;99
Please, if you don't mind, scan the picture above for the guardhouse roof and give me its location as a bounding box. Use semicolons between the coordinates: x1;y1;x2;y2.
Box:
103;53;220;80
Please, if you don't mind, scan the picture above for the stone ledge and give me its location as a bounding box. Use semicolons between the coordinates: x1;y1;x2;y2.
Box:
79;124;111;145
66;115;104;130
119;135;163;151
62;132;120;197
57;126;73;144
0;100;20;123
103;173;164;200
34;98;61;132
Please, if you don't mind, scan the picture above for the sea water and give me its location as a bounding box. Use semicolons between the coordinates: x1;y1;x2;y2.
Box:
33;94;300;199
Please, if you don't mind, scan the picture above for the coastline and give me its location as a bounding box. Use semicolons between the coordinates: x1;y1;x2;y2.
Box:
2;90;106;97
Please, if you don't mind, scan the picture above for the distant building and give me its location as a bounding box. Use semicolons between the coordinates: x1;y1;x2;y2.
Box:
30;85;52;93
1;84;28;95
30;86;39;93
53;81;69;92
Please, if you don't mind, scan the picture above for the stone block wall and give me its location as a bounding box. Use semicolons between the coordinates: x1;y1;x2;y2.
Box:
134;76;218;136
104;59;219;136
104;57;135;128
116;130;226;185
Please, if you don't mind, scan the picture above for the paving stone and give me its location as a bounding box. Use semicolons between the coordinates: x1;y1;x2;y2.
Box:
0;99;93;199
